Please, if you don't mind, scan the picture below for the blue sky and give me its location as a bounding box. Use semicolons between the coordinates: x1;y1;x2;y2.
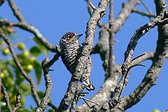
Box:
1;0;168;112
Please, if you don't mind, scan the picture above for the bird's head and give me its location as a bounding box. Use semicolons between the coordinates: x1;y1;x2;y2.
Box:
60;32;82;44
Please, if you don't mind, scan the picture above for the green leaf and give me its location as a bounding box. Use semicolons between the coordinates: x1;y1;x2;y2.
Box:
19;83;31;96
48;109;55;112
34;61;42;84
0;59;7;69
37;91;45;99
33;37;49;56
30;46;41;57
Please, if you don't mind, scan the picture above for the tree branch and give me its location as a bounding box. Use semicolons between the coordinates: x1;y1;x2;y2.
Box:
132;8;156;18
1;82;13;112
139;0;152;15
113;0;139;33
0;19;60;53
59;0;108;111
7;0;25;23
58;78;84;111
108;0;115;77
36;58;53;112
106;4;168;110
109;0;168;111
0;30;41;106
13;91;21;112
79;64;121;111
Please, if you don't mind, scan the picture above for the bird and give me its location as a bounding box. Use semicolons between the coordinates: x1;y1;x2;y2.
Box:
59;32;95;91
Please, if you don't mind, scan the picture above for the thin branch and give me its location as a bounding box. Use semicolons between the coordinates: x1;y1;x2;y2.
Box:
0;19;60;53
45;54;60;67
0;30;40;106
13;91;21;112
92;0;139;56
85;0;96;16
109;12;167;108
132;8;156;18
7;0;25;23
139;0;152;15
113;0;139;33
109;0;168;111
123;15;167;68
36;58;53;112
85;0;105;28
1;82;13;112
131;52;154;66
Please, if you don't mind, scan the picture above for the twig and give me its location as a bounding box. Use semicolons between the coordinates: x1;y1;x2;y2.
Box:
0;30;40;106
111;9;168;110
139;0;152;15
132;8;156;18
13;91;21;112
108;0;168;110
0;19;60;53
85;0;96;16
1;82;13;112
36;58;53;112
123;16;167;65
131;52;154;66
113;0;139;33
109;12;167;108
7;0;25;23
45;54;60;67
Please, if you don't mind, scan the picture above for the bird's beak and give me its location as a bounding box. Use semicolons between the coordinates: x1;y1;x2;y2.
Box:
77;34;83;39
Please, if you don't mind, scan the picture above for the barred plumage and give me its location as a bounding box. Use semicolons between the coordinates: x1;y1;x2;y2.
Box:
59;32;94;91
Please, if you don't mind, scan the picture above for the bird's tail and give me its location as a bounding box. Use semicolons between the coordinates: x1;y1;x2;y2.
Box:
81;74;95;91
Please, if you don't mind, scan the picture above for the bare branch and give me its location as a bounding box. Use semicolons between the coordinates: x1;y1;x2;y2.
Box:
36;58;53;112
74;0;108;84
7;0;25;23
13;91;21;112
132;8;156;18
108;0;115;77
59;0;108;111
109;0;168;111
79;65;121;111
0;30;40;106
139;0;153;15
85;0;96;16
113;0;139;33
58;78;84;111
0;19;60;53
108;6;168;109
1;82;13;112
131;52;154;66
